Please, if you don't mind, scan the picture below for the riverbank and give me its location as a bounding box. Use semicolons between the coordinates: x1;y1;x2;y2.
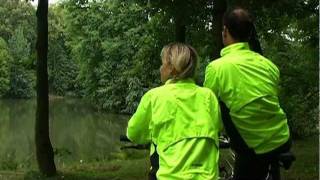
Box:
0;136;318;180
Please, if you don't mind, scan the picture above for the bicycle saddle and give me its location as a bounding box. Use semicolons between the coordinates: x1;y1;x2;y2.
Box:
277;152;295;170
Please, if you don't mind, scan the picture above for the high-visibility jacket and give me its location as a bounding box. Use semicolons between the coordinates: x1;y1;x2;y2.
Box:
127;79;221;180
204;42;290;154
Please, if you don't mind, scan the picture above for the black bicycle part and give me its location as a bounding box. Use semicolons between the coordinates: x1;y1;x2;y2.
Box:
219;101;256;155
219;101;295;180
119;135;131;142
119;135;149;149
120;134;234;180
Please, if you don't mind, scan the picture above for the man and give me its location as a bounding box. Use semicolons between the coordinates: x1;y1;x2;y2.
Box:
204;7;292;180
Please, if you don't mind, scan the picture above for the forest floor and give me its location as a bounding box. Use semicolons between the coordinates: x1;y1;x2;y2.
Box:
0;136;318;180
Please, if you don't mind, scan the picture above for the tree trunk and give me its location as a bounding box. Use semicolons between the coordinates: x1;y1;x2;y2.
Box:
35;0;56;176
174;15;186;43
173;0;186;43
211;0;227;59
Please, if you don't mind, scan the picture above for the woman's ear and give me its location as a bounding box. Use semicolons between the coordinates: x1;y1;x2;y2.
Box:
171;67;178;76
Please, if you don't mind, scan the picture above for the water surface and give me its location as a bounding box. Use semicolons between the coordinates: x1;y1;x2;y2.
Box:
0;98;129;170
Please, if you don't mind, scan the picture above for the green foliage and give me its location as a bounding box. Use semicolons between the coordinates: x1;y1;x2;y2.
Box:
0;151;19;170
8;27;31;64
0;0;36;43
0;0;80;98
7;27;35;98
48;6;79;96
260;3;318;137
0;0;316;137
63;0;163;113
48;41;79;96
0;38;11;97
0;0;36;98
59;0;318;137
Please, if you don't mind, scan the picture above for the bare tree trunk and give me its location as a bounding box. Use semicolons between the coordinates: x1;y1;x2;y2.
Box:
174;14;186;43
173;0;186;43
35;0;56;176
211;0;227;59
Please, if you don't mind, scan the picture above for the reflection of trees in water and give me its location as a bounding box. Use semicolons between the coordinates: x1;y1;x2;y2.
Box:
0;100;12;169
0;98;129;170
0;99;36;170
50;98;129;164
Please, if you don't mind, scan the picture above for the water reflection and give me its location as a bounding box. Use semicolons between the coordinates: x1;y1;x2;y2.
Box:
0;98;129;170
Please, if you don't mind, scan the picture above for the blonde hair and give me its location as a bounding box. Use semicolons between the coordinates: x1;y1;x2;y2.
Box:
161;43;198;80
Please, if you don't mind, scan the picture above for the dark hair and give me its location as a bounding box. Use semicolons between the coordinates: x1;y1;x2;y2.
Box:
223;7;263;54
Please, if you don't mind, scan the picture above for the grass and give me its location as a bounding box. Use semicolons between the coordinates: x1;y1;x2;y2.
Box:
24;158;150;180
281;136;319;180
0;136;318;180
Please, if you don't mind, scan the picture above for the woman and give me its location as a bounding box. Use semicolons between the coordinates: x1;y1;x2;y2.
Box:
127;43;221;180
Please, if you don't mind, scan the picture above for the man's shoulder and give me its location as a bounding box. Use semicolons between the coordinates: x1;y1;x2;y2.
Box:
207;56;234;72
260;55;279;69
197;85;215;95
208;57;224;65
250;53;280;73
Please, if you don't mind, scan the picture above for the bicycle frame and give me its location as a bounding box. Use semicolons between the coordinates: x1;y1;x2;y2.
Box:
120;135;235;180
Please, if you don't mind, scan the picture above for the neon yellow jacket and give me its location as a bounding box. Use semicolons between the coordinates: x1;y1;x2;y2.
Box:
127;79;221;180
204;42;290;154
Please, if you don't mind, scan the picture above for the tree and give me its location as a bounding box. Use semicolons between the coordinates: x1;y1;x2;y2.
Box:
0;0;36;42
211;0;227;59
0;0;36;98
7;27;35;98
48;5;79;95
0;38;11;96
35;0;56;176
56;0;317;137
62;0;161;113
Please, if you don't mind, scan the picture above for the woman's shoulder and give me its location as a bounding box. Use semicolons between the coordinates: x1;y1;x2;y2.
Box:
144;81;217;98
143;84;168;97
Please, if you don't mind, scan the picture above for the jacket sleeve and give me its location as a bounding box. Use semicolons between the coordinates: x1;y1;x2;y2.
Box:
209;92;223;132
204;64;220;98
126;92;152;144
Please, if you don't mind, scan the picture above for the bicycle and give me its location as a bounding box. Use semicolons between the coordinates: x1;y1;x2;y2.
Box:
119;135;294;180
120;135;234;180
217;135;295;180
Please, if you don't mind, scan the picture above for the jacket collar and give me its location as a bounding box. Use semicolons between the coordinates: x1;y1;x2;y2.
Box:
165;78;195;85
220;42;250;57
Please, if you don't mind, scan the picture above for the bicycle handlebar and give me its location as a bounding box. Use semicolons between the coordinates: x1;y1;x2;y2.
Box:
219;136;231;149
120;135;231;149
120;135;131;142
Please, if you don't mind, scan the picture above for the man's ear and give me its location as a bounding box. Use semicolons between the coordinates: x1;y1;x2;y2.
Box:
222;26;228;38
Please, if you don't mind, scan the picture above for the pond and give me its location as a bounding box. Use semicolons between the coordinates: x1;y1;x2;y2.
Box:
0;98;130;170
